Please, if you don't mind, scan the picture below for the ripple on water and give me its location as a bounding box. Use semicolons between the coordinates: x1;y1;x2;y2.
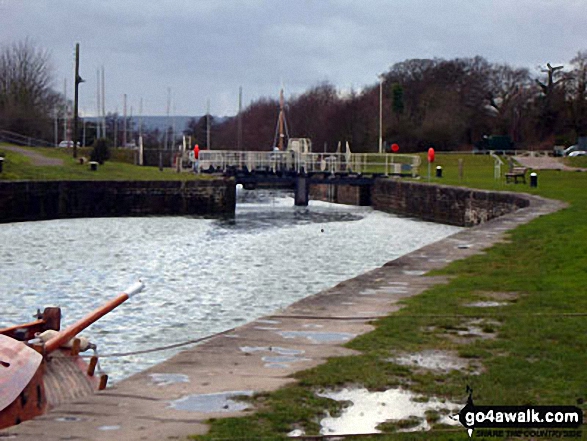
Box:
0;193;461;381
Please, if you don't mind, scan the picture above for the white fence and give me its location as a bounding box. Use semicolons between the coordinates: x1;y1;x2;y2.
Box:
197;150;421;177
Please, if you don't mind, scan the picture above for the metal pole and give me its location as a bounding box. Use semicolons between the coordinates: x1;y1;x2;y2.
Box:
101;66;106;139
73;42;80;158
96;68;101;138
379;75;383;154
139;97;143;143
54;107;58;147
237;86;242;151
123;93;127;148
206;98;211;150
278;89;284;151
63;78;67;144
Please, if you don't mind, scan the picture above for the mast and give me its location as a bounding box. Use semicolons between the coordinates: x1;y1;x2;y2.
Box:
101;66;106;140
96;69;101;138
278;88;285;151
206;98;211;150
63;78;67;144
237;86;242;151
123;93;127;148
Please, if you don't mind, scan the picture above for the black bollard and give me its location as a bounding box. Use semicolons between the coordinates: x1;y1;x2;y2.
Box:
530;172;538;188
0;157;3;173
436;166;442;178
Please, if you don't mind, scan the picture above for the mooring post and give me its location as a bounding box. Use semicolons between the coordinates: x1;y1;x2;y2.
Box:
295;176;309;206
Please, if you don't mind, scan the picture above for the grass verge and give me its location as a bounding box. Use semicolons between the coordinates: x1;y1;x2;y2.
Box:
191;155;587;440
0;144;210;181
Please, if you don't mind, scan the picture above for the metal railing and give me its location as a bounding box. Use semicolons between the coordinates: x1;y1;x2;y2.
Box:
0;130;54;148
198;150;421;177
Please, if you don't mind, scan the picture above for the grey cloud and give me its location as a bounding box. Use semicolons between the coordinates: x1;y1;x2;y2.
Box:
1;0;586;115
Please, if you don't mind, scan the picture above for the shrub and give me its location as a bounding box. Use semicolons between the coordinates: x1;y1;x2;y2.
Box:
90;138;110;164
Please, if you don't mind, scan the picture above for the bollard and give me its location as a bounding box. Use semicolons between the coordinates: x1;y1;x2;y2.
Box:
0;157;3;173
89;161;98;171
530;172;538;188
436;165;442;178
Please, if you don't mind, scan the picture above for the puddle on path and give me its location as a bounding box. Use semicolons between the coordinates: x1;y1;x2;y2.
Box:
277;331;356;344
303;323;324;329
318;388;461;435
168;390;254;412
98;425;121;431
240;346;305;356
392;350;470;372
55;416;83;422
465;301;508;308
263;355;307;363
149;373;190;386
402;270;426;276
360;286;409;296
257;319;281;325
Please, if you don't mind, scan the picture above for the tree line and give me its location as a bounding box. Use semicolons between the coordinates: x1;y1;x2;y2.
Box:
2;39;586;152
204;54;587;153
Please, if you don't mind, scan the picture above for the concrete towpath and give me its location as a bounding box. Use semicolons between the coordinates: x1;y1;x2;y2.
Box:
1;145;64;166
0;194;565;441
514;154;585;171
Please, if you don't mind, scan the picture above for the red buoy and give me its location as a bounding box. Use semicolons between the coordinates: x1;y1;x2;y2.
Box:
391;143;399;153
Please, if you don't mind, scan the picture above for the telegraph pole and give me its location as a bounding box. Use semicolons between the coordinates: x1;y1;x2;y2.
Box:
73;43;84;158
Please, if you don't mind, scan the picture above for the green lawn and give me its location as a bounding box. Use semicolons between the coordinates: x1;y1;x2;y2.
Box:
0;144;209;181
192;154;587;441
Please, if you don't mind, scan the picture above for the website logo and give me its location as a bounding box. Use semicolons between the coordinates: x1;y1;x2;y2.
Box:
452;386;583;438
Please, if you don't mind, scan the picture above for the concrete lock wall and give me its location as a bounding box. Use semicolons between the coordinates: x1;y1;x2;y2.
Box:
371;179;530;227
0;179;236;223
309;183;372;206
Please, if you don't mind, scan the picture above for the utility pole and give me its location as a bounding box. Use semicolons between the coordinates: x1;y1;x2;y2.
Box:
73;43;84;158
63;78;67;144
96;69;101;138
378;74;383;154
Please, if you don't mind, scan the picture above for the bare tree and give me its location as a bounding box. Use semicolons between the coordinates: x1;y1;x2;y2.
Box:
567;51;587;137
0;38;57;139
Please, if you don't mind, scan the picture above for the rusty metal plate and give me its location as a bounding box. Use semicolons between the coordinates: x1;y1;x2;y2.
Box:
0;334;42;412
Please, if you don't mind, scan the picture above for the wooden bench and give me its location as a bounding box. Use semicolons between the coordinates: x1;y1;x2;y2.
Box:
505;167;528;184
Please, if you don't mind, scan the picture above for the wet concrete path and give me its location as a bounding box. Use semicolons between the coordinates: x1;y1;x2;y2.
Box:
1;145;64;166
0;193;565;441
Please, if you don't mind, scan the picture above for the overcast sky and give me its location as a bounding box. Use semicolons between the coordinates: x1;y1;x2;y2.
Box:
2;0;586;116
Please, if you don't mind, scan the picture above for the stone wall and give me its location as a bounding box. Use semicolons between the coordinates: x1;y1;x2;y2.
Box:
372;179;530;227
309;183;372;206
0;179;235;223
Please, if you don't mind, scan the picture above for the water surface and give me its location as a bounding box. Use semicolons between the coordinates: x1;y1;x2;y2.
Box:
0;191;460;381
